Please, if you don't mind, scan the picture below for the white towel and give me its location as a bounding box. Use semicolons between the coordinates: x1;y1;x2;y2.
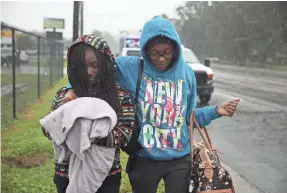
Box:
40;97;117;193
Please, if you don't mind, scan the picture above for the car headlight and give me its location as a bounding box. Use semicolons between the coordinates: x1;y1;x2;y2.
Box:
207;74;213;79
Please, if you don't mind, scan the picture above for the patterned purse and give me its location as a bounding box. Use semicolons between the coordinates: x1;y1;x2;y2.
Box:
189;111;235;193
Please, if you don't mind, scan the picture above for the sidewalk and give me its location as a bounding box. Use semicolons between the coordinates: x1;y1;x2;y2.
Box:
221;162;261;193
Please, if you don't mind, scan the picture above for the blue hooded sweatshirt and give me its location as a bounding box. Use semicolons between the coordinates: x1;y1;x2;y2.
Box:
66;16;220;160
115;16;220;160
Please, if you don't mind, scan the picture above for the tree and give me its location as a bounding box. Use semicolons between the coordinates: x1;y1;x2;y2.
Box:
167;1;287;64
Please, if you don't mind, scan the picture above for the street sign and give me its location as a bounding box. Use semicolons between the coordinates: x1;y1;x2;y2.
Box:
44;18;65;29
46;31;63;40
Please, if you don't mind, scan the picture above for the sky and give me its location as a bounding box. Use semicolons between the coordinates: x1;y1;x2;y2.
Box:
1;0;183;39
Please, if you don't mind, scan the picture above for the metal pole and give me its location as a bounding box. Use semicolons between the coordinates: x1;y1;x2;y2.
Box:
49;39;52;86
62;43;64;78
37;37;41;97
11;28;16;119
80;1;84;36
61;43;64;78
57;42;59;80
57;42;60;80
52;28;56;83
73;1;79;41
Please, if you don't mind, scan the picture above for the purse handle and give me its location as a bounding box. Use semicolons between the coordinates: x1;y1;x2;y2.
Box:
189;110;214;163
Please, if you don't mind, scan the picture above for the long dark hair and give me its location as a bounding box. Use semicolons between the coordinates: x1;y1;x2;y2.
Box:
67;43;120;114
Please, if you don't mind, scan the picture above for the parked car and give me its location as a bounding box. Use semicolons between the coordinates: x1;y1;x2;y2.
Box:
19;51;29;63
182;46;214;104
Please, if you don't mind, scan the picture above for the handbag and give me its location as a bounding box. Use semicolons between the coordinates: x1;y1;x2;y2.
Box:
189;110;235;193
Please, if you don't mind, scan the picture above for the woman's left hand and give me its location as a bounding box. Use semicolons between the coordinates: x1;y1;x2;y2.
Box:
216;99;241;117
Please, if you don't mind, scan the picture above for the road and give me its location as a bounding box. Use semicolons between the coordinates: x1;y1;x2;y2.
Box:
203;63;287;193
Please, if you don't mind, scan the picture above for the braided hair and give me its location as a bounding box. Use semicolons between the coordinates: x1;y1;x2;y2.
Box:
67;43;120;114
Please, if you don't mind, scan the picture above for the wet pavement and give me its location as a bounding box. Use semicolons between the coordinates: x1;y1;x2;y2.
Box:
203;63;287;193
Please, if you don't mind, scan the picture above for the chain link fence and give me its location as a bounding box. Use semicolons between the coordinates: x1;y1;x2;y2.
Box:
1;22;64;128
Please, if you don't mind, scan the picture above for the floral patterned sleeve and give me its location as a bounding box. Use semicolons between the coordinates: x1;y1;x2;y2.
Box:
41;87;68;140
42;85;135;148
92;85;135;148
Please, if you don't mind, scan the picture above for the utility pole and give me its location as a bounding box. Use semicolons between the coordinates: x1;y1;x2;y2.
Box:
73;1;84;41
80;1;84;36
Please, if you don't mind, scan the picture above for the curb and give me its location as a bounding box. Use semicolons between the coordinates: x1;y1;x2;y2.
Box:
221;161;262;193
